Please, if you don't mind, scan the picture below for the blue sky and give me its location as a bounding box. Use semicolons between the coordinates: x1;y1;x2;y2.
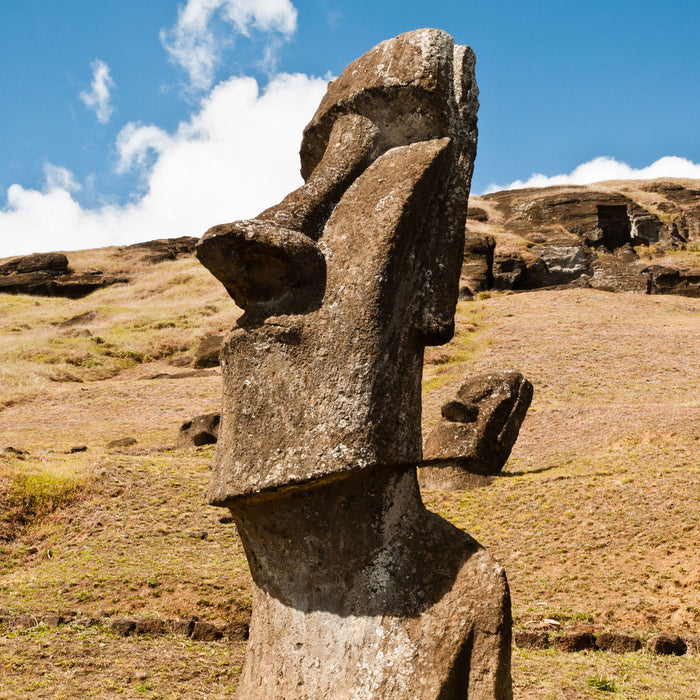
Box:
1;0;698;256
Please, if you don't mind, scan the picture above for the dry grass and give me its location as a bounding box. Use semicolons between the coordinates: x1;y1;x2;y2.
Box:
0;248;238;409
1;247;699;697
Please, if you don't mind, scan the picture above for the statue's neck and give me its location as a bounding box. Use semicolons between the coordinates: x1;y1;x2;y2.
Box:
230;467;425;614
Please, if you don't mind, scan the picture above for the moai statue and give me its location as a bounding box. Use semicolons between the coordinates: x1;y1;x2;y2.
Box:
196;28;512;699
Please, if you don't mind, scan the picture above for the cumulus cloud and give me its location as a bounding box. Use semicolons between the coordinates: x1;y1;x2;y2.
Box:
161;0;297;91
43;164;81;193
115;123;173;175
0;73;327;257
484;156;700;194
79;59;116;124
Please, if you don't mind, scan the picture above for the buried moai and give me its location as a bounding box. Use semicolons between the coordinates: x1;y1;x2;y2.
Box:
196;29;512;699
420;371;534;491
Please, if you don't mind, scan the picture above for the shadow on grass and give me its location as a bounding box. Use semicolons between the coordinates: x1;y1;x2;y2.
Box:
498;464;560;477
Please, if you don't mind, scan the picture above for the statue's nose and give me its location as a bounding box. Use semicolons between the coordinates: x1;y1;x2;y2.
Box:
195;219;326;311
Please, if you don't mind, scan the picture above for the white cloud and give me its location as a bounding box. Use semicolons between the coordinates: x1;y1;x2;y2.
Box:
116;123;172;175
0;73;327;257
43;164;81;193
484;156;700;194
161;0;297;91
79;59;115;124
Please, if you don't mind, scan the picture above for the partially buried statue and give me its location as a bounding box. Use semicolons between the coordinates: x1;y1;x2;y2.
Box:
196;28;512;699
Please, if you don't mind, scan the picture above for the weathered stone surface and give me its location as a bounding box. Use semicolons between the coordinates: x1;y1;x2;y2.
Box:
177;413;220;447
469;181;700;297
460;231;495;297
595;632;642;653
167;618;196;636
110;618;137;637
197;28;512;699
12;613;39;629
0;252;68;275
590;255;650;293
107;437;137;448
554;628;596;653
526;241;593;287
492;252;527;290
513;630;549;649
193;333;224;368
649;632;687;656
190;621;224;641
0;269;128;298
224;617;250;641
646;264;700;297
126;236;198;263
467;205;489;222
420;371;533;490
134;619;166;636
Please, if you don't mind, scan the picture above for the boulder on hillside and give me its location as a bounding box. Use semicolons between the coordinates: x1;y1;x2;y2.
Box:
177;413;220;447
459;232;494;297
590;255;650;293
419;371;533;490
492;252;527;290
193;334;224;368
0;252;68;276
646;264;700;297
0;252;128;299
125;236;198;263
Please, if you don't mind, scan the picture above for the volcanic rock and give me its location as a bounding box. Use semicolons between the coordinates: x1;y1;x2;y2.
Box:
595;632;642;653
460;231;495;297
555;628;596;653
193;333;224;369
650;632;687;656
420;371;533;490
177;413;220;447
513;630;550;649
196;29;512;699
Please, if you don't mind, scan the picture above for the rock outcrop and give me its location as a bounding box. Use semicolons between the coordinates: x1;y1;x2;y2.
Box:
196;29;512;699
420;372;533;490
0;252;128;298
463;180;700;296
125;236;198;263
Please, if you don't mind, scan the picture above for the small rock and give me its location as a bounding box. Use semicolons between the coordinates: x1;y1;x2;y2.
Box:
193;334;224;369
178;413;220;447
134;619;165;636
70;445;88;453
110;618;137;637
107;437;137;448
13;614;39;629
224;618;251;642
513;630;549;649
190;621;224;641
650;632;687;656
167;618;196;636
43;614;65;628
595;632;642;653
555;628;596;653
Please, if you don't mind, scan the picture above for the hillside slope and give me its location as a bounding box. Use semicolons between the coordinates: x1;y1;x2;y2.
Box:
1;183;699;698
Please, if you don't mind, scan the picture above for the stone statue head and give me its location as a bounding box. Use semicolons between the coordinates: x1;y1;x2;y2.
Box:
196;28;479;505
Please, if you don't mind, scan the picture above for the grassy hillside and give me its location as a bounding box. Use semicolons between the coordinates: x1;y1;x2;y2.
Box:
0;242;698;698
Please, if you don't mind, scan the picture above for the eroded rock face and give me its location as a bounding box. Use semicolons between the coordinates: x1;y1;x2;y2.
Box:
0;252;127;298
197;28;512;699
468;181;700;296
420;371;533;490
177;413;221;447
